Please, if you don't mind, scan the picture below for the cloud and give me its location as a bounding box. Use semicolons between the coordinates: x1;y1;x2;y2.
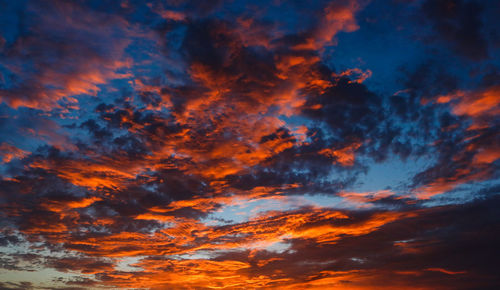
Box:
0;142;28;163
421;0;489;60
0;0;499;289
0;1;134;110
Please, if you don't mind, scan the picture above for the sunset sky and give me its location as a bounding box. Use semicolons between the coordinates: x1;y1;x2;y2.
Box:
0;0;499;289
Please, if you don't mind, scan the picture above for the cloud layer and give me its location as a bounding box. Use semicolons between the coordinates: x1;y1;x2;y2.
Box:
0;0;499;289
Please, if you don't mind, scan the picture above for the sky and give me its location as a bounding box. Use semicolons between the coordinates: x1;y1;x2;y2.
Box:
0;0;499;289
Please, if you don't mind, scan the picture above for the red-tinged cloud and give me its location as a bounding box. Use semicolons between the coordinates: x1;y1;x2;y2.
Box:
60;207;409;259
318;142;362;166
339;190;396;207
0;142;29;163
41;196;101;213
0;1;136;111
414;167;493;200
294;0;362;50
18;197;494;289
64;0;384;198
435;86;500;130
29;157;145;190
413;86;500;199
425;268;467;275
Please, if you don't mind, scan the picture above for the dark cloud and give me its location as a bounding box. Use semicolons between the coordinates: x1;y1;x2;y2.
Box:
421;0;489;60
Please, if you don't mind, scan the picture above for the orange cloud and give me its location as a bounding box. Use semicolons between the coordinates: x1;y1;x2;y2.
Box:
339;190;395;207
413;86;500;199
42;196;102;213
30;158;141;190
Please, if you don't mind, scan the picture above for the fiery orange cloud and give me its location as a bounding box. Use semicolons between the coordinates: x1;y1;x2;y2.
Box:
413;86;500;199
29;158;141;190
119;2;367;183
319;142;362;166
413;168;491;199
435;86;500;130
57;206;421;289
93;265;444;289
2;1;498;289
41;196;102;213
65;3;372;189
97;258;285;289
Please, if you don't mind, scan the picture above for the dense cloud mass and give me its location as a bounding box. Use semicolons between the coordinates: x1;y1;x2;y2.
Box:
0;0;499;289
